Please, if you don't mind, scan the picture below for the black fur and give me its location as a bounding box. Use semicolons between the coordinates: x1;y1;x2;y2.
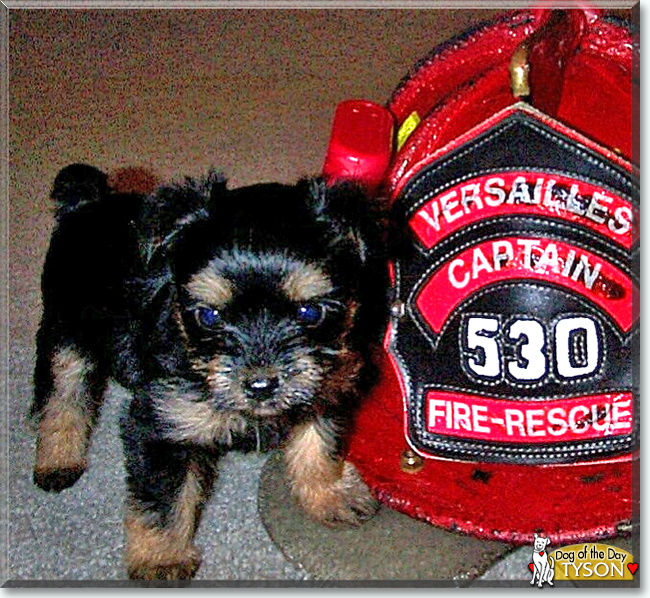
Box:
31;163;388;579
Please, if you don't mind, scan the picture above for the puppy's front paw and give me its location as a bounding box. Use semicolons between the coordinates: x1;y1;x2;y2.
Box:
297;461;379;527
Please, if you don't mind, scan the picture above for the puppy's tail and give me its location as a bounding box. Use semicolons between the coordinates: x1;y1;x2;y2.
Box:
50;163;111;219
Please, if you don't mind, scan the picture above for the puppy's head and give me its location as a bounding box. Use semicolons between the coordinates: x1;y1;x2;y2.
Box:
151;176;386;428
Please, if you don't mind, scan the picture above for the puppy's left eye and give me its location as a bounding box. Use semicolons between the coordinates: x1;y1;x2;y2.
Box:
195;306;221;329
296;303;326;327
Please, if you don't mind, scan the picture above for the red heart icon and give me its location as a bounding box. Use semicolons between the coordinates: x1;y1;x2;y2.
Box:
539;551;545;556
628;563;638;575
528;563;534;572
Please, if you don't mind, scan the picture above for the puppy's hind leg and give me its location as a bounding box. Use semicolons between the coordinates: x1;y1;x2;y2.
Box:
284;417;379;527
32;343;106;492
122;441;217;580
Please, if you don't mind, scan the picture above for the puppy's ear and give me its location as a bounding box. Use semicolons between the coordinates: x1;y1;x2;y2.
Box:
303;177;384;265
139;169;227;265
305;177;390;352
51;163;109;218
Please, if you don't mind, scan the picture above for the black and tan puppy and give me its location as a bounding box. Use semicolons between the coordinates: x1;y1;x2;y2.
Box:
31;164;388;580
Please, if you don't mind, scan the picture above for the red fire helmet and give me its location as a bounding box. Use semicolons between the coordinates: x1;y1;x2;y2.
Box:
323;8;638;545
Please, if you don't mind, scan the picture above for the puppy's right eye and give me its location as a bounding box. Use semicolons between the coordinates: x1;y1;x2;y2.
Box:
195;306;221;329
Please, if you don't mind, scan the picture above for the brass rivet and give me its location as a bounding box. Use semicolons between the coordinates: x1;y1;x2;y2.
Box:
400;449;424;473
509;42;531;100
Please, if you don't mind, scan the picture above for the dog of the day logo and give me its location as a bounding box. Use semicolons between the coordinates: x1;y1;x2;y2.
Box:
530;534;555;587
528;539;637;584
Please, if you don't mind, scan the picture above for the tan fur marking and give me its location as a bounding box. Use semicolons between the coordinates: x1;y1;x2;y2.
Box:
283;353;322;402
284;420;378;526
174;466;205;535
342;300;359;340
152;383;247;445
34;347;92;473
285;421;342;489
283;263;333;302
186;268;232;307
125;467;205;579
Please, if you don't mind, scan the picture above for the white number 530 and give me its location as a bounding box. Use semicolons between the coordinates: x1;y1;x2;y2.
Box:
462;315;601;383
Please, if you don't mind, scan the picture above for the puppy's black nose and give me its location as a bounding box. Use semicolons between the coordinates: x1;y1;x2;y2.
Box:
243;376;279;400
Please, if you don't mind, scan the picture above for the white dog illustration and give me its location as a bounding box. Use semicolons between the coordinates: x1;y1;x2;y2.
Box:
530;533;554;587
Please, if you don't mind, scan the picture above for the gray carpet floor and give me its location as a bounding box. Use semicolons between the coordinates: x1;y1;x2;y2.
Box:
6;368;532;583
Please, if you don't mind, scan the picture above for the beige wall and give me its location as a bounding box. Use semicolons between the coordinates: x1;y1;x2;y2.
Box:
8;8;498;335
